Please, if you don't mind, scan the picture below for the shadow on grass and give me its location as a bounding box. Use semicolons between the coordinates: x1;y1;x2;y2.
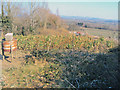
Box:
49;47;119;88
3;56;12;63
2;47;119;88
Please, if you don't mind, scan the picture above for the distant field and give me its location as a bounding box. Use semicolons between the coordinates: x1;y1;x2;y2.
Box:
63;17;118;40
77;28;118;40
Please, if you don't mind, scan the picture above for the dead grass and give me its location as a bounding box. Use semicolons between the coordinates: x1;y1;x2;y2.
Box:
1;32;119;88
1;47;119;88
37;28;69;36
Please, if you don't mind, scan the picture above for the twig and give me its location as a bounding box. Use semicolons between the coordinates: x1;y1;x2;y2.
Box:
104;64;118;82
76;79;80;88
25;77;28;87
79;55;88;64
65;78;76;88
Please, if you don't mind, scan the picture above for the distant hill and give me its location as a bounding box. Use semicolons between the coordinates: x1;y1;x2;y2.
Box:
61;16;118;23
61;16;118;31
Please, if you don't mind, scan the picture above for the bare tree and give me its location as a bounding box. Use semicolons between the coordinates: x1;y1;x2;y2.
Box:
1;1;64;35
42;1;49;30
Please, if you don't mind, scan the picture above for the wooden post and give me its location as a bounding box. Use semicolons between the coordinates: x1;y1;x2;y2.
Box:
0;15;2;57
4;33;13;61
0;12;2;90
2;40;4;60
0;30;3;60
10;41;13;61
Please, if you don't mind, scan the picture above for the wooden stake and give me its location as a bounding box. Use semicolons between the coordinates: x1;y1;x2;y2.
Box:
10;41;13;61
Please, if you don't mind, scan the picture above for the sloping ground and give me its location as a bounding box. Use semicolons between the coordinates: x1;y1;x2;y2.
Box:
1;47;119;88
2;50;62;88
1;34;119;88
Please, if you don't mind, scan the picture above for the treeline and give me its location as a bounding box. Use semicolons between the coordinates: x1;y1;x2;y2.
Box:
77;22;109;30
64;19;118;31
1;2;66;36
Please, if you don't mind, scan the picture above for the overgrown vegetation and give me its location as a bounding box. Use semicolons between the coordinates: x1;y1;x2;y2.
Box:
2;34;118;88
1;1;119;89
15;34;115;54
2;45;119;88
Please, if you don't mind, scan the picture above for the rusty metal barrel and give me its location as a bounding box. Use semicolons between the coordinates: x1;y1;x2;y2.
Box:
3;39;17;52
